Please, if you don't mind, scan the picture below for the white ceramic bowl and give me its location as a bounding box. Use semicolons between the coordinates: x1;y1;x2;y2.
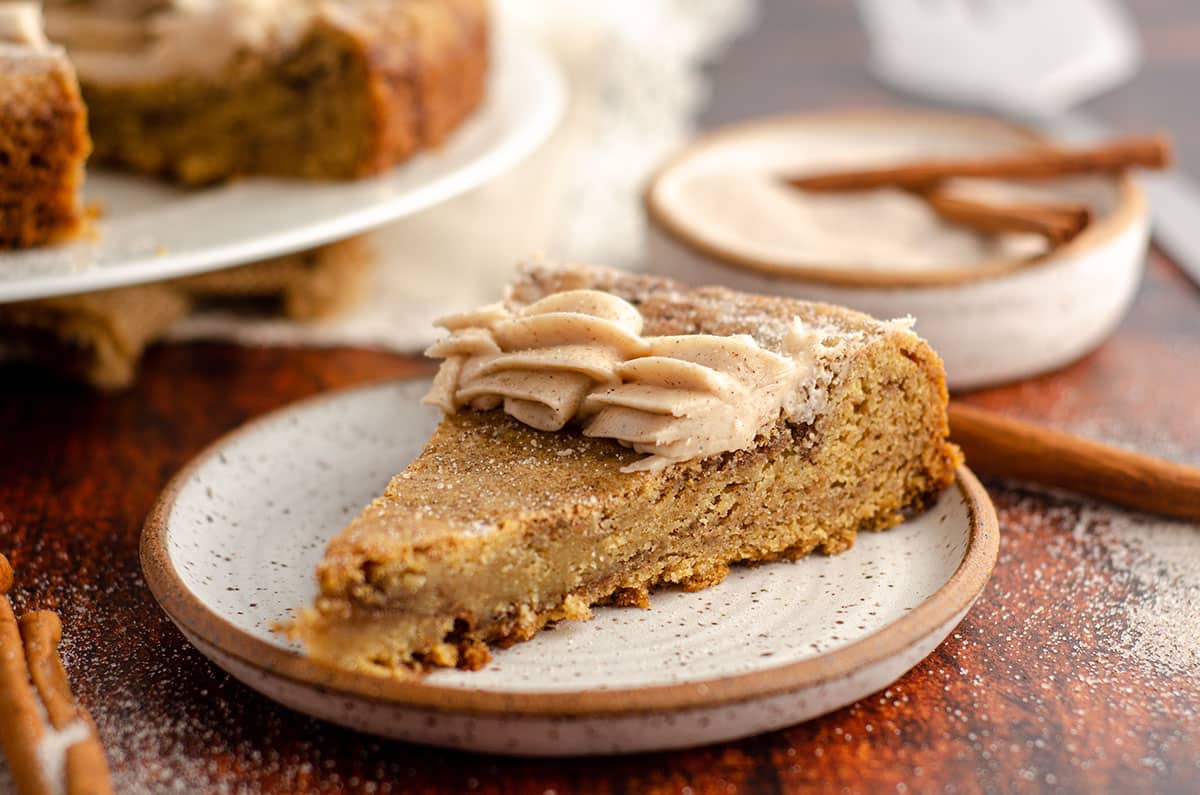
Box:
644;110;1148;390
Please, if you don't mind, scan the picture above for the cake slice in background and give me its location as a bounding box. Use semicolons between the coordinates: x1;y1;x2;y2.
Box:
0;2;90;248
294;264;961;676
43;0;489;185
0;236;373;389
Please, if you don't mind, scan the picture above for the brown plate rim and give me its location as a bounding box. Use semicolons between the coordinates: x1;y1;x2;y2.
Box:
643;107;1144;289
141;376;1000;718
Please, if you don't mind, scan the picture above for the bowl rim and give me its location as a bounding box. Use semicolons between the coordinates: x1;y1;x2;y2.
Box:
643;107;1145;289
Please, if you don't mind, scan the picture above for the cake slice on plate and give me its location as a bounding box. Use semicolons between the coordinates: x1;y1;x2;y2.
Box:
293;264;960;675
0;2;90;248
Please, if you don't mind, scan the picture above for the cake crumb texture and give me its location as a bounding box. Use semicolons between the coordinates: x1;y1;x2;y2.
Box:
0;44;90;247
69;0;488;184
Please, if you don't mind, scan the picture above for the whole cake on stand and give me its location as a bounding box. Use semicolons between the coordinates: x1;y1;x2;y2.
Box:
44;0;490;184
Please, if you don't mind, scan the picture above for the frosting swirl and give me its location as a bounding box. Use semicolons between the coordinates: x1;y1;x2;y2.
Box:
423;290;649;432
582;334;796;472
425;289;820;473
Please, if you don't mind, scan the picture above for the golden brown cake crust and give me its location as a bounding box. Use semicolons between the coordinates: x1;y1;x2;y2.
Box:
296;264;961;676
404;0;490;147
0;44;91;247
64;0;489;184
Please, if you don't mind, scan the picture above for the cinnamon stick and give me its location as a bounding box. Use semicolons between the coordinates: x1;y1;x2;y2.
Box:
949;402;1200;520
786;133;1172;192
0;555;50;795
20;612;113;795
923;190;1092;245
0;557;113;795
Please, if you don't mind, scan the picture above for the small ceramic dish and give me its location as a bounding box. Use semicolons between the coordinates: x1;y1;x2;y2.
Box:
644;109;1148;390
142;378;999;756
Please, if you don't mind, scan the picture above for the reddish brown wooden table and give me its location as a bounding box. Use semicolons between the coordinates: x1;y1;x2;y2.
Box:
2;2;1199;792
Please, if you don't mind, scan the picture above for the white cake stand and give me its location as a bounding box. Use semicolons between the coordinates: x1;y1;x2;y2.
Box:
0;42;565;304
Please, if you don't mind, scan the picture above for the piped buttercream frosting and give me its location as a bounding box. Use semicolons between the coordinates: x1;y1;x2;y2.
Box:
423;289;819;472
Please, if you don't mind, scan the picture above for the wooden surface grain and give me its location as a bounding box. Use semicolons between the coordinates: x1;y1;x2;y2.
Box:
2;1;1200;792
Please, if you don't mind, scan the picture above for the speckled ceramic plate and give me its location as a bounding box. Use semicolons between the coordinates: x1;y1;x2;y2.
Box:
0;43;564;303
142;378;999;756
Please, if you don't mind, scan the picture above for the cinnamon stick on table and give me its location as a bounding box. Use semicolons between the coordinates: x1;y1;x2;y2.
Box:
0;555;113;795
0;556;49;795
786;133;1172;192
923;190;1093;245
949;402;1200;521
22;612;113;795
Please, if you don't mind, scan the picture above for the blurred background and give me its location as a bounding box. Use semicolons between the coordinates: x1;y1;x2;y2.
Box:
709;0;1195;171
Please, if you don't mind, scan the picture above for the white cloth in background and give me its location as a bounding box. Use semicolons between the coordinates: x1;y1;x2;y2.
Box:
170;0;758;352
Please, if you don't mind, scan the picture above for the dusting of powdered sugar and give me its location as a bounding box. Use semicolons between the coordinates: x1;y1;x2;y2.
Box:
987;409;1200;676
989;485;1200;682
1065;498;1200;676
36;721;93;795
773;483;1200;791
